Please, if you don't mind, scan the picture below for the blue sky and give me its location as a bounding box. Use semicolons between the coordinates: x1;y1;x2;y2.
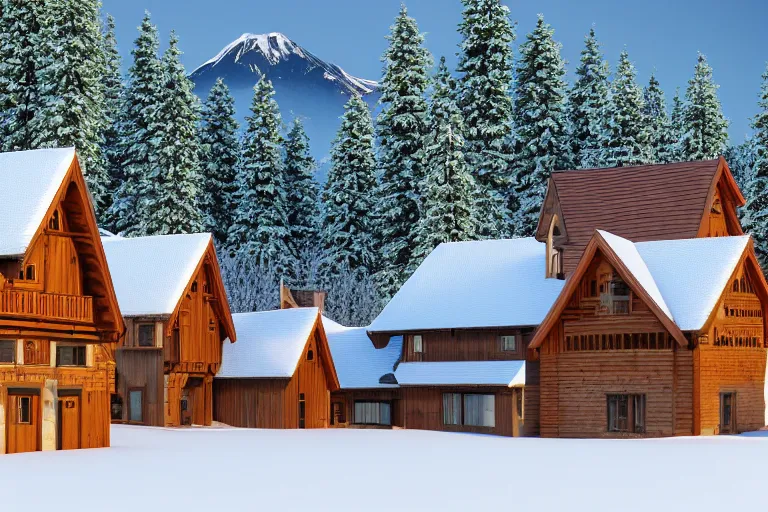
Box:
102;0;768;143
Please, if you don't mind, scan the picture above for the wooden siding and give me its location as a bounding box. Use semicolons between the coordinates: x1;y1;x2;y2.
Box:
114;348;164;426
401;329;528;363
213;379;288;428
400;387;520;437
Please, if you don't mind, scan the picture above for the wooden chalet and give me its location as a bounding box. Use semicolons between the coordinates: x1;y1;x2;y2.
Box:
529;230;767;437
365;238;565;437
536;157;745;277
103;233;236;427
0;147;124;454
214;307;340;428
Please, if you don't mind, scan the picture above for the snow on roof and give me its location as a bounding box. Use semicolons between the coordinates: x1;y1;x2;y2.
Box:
0;147;75;256
598;231;751;331
101;233;211;316
598;230;673;321
369;238;566;332
218;308;320;378
634;235;750;331
394;361;526;387
323;316;402;389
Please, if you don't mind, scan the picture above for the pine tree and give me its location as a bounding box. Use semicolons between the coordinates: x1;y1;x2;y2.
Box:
681;53;728;160
31;0;107;211
200;78;240;246
284;118;321;265
140;31;203;235
511;15;571;237
669;88;685;161
106;12;165;236
321;94;378;278
100;14;123;223
642;73;675;163
604;50;649;166
374;5;432;298
409;57;478;274
743;65;768;268
228;78;291;274
568;28;610;168
457;0;515;236
0;0;43;151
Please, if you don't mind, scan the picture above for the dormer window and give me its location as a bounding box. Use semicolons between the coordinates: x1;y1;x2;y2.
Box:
18;264;36;281
546;216;564;279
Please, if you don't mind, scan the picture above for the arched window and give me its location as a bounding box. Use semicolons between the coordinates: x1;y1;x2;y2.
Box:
546;215;563;279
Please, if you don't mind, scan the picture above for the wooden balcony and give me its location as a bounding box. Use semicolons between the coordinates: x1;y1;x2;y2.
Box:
0;289;94;323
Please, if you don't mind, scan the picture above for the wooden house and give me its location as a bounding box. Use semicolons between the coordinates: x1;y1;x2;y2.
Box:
365;238;565;437
103;233;236;427
0;147;124;454
529;230;767;437
214;307;340;428
536;158;745;278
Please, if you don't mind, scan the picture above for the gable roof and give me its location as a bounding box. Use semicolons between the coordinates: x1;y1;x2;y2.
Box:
0;147;77;256
394;361;526;387
323;317;402;389
530;231;754;349
368;238;566;333
537;158;744;273
218;308;339;388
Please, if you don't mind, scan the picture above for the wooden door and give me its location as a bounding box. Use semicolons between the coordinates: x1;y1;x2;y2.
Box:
6;393;40;454
57;395;81;450
720;392;736;434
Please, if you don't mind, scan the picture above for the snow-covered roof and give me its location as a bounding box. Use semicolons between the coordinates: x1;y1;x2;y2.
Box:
323;317;402;389
600;231;751;331
394;361;526;387
102;233;212;316
0;147;76;257
369;238;566;332
218;308;320;378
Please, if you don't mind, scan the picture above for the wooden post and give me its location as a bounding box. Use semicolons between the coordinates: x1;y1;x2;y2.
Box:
0;384;6;455
41;379;58;451
49;341;57;367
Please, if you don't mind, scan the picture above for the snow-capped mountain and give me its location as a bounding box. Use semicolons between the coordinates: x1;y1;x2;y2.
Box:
190;32;379;172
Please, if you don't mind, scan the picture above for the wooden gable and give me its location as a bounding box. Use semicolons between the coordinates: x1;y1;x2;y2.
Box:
0;154;123;341
530;232;687;351
300;314;340;391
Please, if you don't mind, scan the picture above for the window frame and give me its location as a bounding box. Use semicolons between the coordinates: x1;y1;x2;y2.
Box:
412;334;423;354
56;344;87;367
137;323;155;348
607;394;646;434
16;396;31;424
128;387;145;424
353;401;392;426
500;335;517;352
442;392;496;428
0;339;16;364
719;392;736;434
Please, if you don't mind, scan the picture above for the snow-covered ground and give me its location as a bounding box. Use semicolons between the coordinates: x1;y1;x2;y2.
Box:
2;425;767;511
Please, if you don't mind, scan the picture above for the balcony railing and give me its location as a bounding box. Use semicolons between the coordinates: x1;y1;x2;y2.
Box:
0;289;93;323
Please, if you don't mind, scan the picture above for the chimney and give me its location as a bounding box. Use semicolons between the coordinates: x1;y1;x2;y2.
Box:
280;281;326;314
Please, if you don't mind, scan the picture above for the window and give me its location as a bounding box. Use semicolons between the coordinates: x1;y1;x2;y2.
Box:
501;335;517;352
443;393;461;425
49;210;60;230
18;264;35;281
191;280;198;292
307;349;314;361
413;335;423;353
56;345;86;367
0;339;15;363
299;393;306;429
720;393;736;434
128;389;143;423
546;216;564;279
137;324;154;347
354;402;391;425
464;394;495;427
16;396;31;424
110;394;124;421
607;394;645;433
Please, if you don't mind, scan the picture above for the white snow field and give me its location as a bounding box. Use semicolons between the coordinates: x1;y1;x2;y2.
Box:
2;425;767;511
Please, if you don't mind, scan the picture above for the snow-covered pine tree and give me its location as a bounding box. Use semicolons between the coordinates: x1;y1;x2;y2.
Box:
200;78;240;246
603;50;649;166
227;78;292;274
511;15;571;237
99;14;123;224
31;0;108;211
568;27;610;168
743;64;768;268
283;118;321;268
724;140;756;196
669;88;685;162
457;0;515;237
106;12;165;236
0;0;43;151
409;57;478;275
374;5;432;299
140;31;203;235
642;73;675;163
681;53;729;161
321;94;378;278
